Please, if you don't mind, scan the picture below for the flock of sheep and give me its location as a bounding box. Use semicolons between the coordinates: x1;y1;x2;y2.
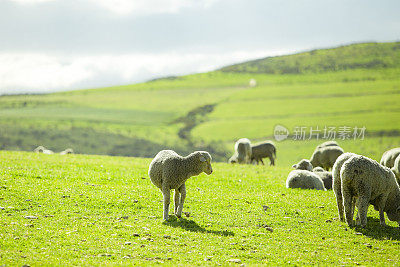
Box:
148;139;400;229
34;146;74;155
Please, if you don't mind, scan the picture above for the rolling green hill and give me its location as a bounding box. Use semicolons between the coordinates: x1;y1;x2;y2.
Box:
220;42;400;74
0;41;399;163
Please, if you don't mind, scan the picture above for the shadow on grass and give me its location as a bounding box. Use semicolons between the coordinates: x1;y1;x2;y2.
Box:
163;216;234;236
354;217;400;241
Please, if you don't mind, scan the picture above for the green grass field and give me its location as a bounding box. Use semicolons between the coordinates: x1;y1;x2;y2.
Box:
1;42;400;163
1;151;400;266
1;41;400;265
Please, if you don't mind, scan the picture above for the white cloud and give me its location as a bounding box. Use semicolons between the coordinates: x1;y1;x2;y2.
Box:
9;0;55;4
8;0;220;15
88;0;220;15
0;50;289;94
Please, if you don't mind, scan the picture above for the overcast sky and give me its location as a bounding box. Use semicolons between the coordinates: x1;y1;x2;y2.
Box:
0;0;399;94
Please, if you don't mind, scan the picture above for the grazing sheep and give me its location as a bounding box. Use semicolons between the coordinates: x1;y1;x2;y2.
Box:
60;148;74;155
228;155;238;164
286;170;326;190
292;159;313;171
312;166;325;172
249;78;257;87
380;147;400;169
250;141;276;166
332;152;357;221
148;150;213;221
341;155;400;228
391;155;400;181
316;141;339;149
314;170;333;190
230;138;252;164
33;146;54;154
310;146;344;170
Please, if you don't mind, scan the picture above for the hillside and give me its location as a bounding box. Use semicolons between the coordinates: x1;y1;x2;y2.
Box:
220;42;400;74
0;42;399;163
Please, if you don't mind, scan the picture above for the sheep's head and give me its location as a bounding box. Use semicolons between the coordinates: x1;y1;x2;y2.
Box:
292;159;313;171
196;151;213;175
228;155;238;164
387;206;400;223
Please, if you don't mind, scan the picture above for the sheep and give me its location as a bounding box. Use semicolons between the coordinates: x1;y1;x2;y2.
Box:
228;155;237;164
60;148;74;155
229;138;252;164
316;141;339;149
391;155;400;181
292;159;313;171
33;146;54;154
310;146;344;170
314;170;333;190
286;170;326;190
249;78;257;87
332;152;357;221
312;166;325;172
380;147;400;169
341;155;400;228
148;150;213;221
250;141;276;166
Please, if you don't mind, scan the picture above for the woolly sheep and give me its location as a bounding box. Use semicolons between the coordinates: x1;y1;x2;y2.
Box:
250;141;276;166
286;170;326;190
292;159;313;171
380;147;400;169
316;141;339;149
391;155;400;181
228;155;237;164
230;138;252;164
249;78;257;87
60;148;74;155
310;146;344;170
314;170;333;190
341;155;400;228
312;166;325;172
332;152;357;221
33;146;54;154
148;150;213;221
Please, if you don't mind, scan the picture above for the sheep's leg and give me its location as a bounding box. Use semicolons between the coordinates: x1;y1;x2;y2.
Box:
353;198;360;225
343;189;354;227
162;186;171;221
376;194;388;227
260;158;265;165
175;183;186;218
357;196;370;228
268;155;274;166
333;185;344;221
174;189;180;215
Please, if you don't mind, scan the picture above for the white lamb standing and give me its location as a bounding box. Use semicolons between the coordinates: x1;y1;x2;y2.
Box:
148;150;213;221
341;155;400;228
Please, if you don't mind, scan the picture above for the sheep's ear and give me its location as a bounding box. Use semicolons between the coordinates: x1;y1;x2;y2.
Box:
292;164;297;168
200;156;207;162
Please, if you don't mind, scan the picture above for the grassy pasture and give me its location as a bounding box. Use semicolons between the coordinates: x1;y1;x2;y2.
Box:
1;151;400;266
